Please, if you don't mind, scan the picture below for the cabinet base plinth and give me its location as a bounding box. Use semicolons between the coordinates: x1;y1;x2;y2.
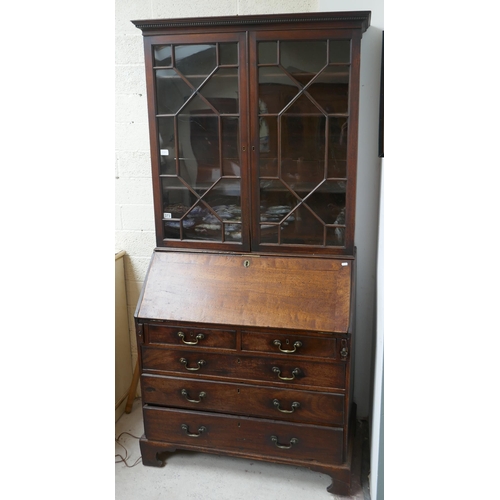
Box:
139;431;355;496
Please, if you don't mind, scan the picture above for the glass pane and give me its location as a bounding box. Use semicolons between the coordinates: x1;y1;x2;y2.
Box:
204;179;241;214
183;202;222;241
280;205;324;245
158;117;176;175
221;117;240;176
200;68;239;114
162;177;198;217
308;66;349;115
156;69;194;115
182;94;216;114
175;44;216;88
260;223;279;244
280;41;327;85
220;43;238;65
260;180;295;222
178;115;220;185
285;93;323;114
306;182;346;224
259;67;298;114
281;115;326;162
164;221;180;239
329;40;351;64
258;42;277;64
259;115;278;176
224;223;242;242
328;117;348;178
326;222;345;246
281;159;324;192
154;45;172;66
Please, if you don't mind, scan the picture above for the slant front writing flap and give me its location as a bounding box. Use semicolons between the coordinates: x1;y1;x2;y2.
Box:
137;251;352;333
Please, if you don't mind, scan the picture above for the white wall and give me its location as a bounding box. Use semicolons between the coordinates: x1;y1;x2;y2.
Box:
319;0;384;419
115;0;383;419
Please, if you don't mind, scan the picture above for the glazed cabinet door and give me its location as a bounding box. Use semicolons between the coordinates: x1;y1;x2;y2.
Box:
249;30;361;255
143;32;251;251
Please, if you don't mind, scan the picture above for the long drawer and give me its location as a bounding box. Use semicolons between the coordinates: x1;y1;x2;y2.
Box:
141;374;345;425
141;345;347;390
143;405;345;465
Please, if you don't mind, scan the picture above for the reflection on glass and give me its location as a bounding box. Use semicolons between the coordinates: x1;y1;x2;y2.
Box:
220;43;238;65
155;41;243;244
260;223;279;244
280;41;327;84
258;67;298;114
199;68;239;114
260;180;294;221
281;114;326;161
162;177;197;218
203;179;241;214
221;117;240;176
326;224;345;246
156;69;194;115
158;117;176;175
154;45;172;66
175;44;216;88
306;185;346;224
308;66;349;115
183;202;222;240
258;42;277;64
178;114;219;185
281;159;324;191
280;205;324;245
329;40;351;64
328;117;348;178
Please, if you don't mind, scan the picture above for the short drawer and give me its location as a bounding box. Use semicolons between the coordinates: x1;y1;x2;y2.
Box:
143;406;345;465
141;346;346;390
141;374;345;426
242;331;338;358
146;324;236;350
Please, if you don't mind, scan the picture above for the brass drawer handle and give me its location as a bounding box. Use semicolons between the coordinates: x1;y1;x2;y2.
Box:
181;424;206;438
273;339;302;353
271;436;299;449
273;399;300;413
179;358;206;371
178;332;205;345
272;367;300;381
181;389;206;403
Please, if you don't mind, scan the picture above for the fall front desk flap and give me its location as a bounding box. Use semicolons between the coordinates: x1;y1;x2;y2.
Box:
136;251;353;333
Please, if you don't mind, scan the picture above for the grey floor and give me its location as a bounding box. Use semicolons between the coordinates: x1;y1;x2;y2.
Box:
115;398;370;500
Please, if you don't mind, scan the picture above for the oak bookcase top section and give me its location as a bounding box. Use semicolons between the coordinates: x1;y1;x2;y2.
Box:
136;251;353;333
132;11;371;34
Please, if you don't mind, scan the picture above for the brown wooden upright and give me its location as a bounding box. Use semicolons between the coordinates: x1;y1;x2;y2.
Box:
132;11;370;495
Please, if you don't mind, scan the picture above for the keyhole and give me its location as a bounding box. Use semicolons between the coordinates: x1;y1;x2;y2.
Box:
243;260;250;268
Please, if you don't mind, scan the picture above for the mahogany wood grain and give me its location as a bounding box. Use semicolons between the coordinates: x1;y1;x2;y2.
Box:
141;345;346;390
147;323;237;349
136;251;352;333
142;406;345;464
241;330;338;358
141;374;345;425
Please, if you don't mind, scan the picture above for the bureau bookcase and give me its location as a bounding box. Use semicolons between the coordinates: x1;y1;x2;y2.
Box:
132;11;370;495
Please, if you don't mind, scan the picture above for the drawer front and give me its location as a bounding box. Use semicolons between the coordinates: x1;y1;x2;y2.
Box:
141;374;345;425
147;324;236;350
241;331;338;358
143;406;344;465
142;346;346;390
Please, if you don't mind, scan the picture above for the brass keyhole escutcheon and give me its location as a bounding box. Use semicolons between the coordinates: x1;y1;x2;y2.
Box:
243;260;250;268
